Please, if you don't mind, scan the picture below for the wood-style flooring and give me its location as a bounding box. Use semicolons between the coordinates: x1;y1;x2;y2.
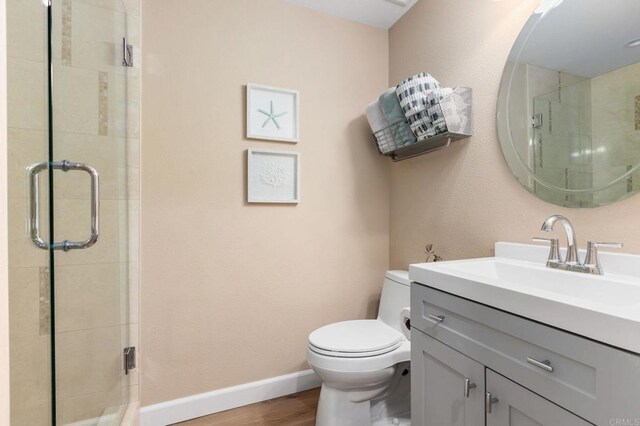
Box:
174;388;320;426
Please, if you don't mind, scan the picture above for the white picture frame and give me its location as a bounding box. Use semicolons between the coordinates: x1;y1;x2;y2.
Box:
247;148;300;204
246;83;299;143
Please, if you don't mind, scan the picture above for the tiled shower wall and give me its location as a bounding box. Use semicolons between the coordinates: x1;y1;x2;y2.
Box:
530;67;593;206
523;62;640;206
7;0;140;424
591;62;640;204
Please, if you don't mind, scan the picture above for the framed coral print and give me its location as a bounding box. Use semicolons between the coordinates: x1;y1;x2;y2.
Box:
246;84;299;143
247;148;300;203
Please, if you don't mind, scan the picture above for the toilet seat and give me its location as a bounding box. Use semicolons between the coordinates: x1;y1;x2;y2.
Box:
308;320;404;358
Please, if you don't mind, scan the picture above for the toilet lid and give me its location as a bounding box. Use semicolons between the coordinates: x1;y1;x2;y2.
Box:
308;320;403;355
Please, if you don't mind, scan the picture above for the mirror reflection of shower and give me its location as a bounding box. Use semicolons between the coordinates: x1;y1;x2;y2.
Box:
498;0;640;207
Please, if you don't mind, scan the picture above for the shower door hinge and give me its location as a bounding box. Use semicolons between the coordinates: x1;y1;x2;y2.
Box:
122;38;133;67
124;346;136;375
532;113;543;128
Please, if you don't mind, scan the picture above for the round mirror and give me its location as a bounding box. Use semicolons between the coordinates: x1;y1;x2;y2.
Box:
497;0;640;207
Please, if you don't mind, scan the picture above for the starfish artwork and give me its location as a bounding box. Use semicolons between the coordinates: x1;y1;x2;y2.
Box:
258;100;287;130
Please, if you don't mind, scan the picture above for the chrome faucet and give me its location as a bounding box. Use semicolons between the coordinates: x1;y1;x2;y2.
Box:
541;215;580;265
533;215;623;275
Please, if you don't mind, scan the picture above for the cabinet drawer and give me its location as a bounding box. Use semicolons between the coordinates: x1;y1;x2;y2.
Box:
411;283;640;425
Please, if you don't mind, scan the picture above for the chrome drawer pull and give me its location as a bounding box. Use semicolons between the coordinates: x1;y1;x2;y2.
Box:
464;378;476;398
485;392;499;413
428;314;445;323
527;357;553;372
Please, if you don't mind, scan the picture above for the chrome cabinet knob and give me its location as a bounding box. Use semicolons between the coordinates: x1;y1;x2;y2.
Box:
485;392;499;413
526;357;553;372
428;314;445;323
464;378;477;398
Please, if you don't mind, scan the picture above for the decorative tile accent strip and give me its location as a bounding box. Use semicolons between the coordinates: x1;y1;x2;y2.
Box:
99;72;109;136
635;95;640;131
39;267;50;336
62;0;72;66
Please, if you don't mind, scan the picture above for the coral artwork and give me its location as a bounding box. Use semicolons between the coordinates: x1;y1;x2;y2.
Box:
260;162;288;189
248;148;299;203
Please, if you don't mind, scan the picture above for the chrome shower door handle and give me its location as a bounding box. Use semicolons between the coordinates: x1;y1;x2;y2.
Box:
27;160;100;251
52;161;100;251
27;161;49;249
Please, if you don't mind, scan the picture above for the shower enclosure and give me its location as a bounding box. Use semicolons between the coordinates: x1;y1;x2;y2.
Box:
7;0;140;424
531;77;593;206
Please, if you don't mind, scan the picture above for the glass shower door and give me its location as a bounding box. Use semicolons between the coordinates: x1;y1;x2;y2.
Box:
532;78;594;207
7;0;138;424
49;0;137;424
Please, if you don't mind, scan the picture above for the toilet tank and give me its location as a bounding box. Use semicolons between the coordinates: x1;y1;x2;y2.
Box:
377;270;410;332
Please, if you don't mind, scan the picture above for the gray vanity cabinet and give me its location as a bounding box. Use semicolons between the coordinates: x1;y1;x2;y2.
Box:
485;370;590;426
411;329;484;426
411;283;640;426
412;329;592;426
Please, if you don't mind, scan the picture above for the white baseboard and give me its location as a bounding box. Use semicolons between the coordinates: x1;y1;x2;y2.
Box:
140;369;321;426
66;401;138;426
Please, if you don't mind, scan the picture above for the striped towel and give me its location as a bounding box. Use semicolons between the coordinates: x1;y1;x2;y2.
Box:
396;73;447;138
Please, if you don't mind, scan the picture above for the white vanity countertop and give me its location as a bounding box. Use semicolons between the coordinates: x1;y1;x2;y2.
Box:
409;242;640;355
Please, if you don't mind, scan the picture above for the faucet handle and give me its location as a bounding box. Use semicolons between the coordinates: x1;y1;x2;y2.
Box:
584;241;623;275
588;241;623;249
532;237;561;263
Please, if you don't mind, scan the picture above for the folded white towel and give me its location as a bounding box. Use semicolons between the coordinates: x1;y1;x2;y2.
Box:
365;101;389;133
441;87;454;98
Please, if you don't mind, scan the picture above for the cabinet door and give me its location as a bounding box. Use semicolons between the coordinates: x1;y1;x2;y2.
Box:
412;330;485;426
485;369;592;426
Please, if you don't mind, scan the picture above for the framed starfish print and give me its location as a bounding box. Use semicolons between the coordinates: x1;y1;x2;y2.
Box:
246;83;299;143
247;148;300;203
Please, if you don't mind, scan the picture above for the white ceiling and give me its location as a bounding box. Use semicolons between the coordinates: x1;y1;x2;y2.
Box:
283;0;418;29
515;0;640;78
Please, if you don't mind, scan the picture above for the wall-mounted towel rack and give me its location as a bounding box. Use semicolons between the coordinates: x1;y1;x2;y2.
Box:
372;86;473;162
382;132;466;161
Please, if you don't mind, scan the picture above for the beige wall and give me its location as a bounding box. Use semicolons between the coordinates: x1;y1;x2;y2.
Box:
388;0;640;268
140;0;390;406
1;0;10;423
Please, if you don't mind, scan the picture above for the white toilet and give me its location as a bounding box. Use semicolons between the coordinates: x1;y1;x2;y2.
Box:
307;270;411;426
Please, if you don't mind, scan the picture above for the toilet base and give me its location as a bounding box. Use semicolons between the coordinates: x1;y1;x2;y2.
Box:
316;385;372;426
371;417;411;426
314;363;411;426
